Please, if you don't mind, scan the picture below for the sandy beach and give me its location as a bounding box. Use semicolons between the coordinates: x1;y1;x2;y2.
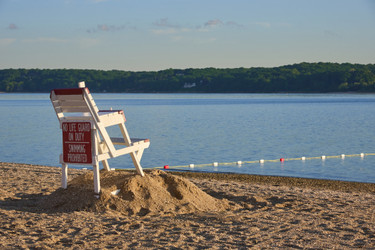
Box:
1;162;374;249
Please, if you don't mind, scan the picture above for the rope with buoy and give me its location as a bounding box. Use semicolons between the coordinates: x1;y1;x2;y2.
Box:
157;153;375;170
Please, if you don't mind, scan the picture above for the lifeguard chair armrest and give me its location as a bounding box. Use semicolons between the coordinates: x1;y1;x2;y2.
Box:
98;110;126;122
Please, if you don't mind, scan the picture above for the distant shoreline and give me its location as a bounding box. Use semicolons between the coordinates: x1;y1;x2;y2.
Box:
1;63;375;93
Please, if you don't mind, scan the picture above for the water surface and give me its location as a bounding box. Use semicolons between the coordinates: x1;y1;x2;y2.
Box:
1;93;374;183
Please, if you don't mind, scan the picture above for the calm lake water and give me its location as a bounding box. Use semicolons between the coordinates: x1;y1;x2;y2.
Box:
1;93;375;183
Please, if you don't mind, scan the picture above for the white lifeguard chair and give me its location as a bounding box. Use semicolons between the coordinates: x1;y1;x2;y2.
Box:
50;82;150;194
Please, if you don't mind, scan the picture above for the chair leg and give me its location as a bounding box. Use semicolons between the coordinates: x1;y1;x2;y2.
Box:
96;130;111;171
130;152;145;176
101;160;110;171
118;123;145;176
93;162;101;195
62;163;68;189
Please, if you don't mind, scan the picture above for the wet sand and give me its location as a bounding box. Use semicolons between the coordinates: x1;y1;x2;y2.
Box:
1;162;374;249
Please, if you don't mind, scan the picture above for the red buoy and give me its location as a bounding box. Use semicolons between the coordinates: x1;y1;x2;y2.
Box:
164;165;169;169
280;158;285;162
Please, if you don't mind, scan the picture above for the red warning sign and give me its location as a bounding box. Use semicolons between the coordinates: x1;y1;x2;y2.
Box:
62;122;92;164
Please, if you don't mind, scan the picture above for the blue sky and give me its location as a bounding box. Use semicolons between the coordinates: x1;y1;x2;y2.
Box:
1;0;374;71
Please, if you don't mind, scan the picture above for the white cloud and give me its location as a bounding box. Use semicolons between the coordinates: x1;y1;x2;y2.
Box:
198;19;243;31
152;28;179;35
152;19;193;35
151;18;243;43
204;19;223;27
87;24;134;33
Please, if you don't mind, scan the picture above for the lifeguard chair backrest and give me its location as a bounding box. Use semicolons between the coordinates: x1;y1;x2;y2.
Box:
50;88;99;120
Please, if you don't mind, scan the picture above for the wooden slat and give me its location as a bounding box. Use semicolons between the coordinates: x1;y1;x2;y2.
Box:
99;114;126;127
99;110;126;122
53;95;85;102
59;106;91;113
55;104;89;109
53;97;90;113
56;99;87;106
59;116;93;121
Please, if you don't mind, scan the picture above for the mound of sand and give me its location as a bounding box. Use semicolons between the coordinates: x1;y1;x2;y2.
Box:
40;170;230;216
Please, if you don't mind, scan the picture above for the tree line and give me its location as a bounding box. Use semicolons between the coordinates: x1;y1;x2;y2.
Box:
1;62;375;93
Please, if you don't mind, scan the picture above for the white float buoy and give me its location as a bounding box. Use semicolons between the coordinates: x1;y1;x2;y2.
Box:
189;164;195;168
341;154;345;159
301;157;306;161
213;162;218;167
321;155;326;160
259;159;265;164
237;161;242;165
360;153;365;158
